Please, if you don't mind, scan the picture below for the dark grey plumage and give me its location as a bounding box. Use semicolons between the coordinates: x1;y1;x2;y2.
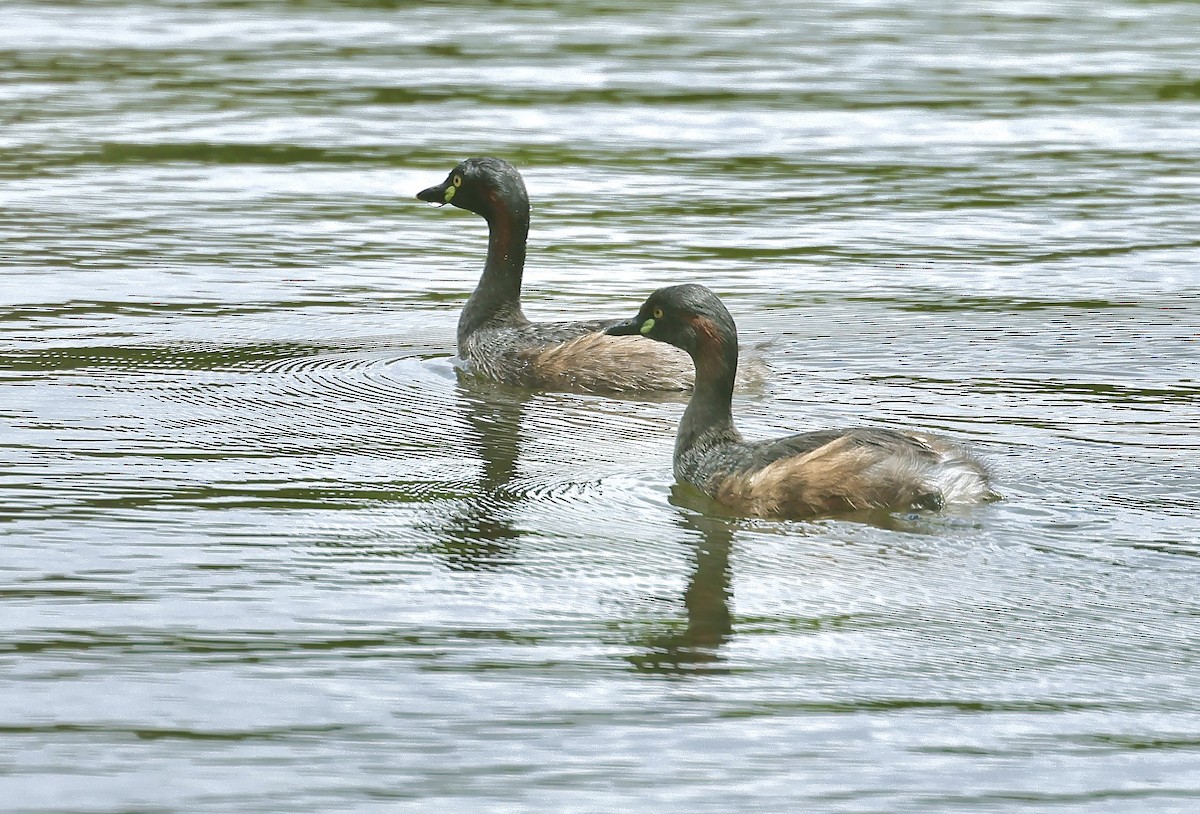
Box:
418;157;693;392
608;284;994;518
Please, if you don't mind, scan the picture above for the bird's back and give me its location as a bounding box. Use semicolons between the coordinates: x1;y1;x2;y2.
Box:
692;427;991;518
461;319;694;393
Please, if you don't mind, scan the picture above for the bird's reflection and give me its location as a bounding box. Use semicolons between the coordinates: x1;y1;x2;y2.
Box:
627;492;737;675
425;378;531;570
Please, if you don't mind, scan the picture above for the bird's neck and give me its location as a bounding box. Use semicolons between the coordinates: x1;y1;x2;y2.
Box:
458;192;531;348
675;329;742;463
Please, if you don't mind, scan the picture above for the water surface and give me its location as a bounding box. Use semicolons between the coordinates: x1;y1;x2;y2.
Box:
2;1;1199;811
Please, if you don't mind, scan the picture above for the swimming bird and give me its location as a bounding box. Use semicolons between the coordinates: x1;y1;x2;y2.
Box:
607;284;994;518
417;157;703;393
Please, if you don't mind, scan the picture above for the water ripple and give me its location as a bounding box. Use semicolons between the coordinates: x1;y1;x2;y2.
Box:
3;0;1200;811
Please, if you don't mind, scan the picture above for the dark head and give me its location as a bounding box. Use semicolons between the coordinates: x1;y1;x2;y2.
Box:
606;284;739;357
417;157;529;221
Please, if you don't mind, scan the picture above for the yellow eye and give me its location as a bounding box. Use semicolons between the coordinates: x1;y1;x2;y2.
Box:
452;175;463;188
652;307;664;319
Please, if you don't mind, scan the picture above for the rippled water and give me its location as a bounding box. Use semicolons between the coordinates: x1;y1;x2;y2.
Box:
3;1;1199;811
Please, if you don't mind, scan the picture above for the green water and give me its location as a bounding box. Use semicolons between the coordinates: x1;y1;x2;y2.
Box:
2;1;1199;811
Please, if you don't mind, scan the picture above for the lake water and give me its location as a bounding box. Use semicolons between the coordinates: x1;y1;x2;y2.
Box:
2;1;1199;811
